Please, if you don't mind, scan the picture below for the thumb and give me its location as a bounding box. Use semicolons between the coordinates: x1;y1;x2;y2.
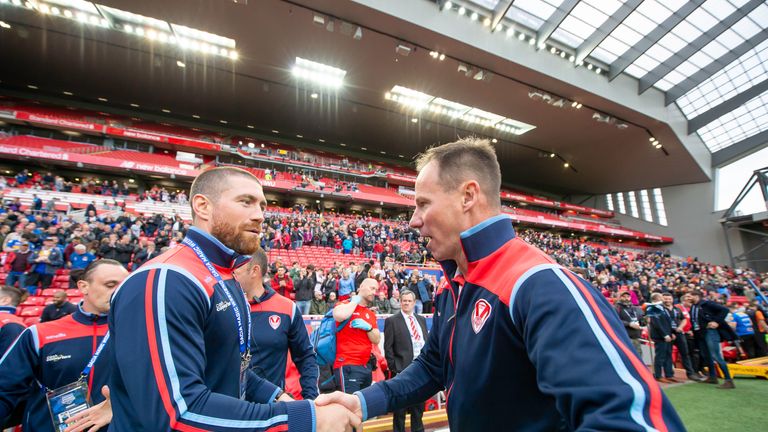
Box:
314;391;342;407
101;385;110;399
348;411;362;428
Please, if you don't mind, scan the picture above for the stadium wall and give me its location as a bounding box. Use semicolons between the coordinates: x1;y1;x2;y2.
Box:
578;181;744;267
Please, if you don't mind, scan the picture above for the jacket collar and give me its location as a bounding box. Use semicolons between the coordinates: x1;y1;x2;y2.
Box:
250;285;276;304
439;214;515;279
185;226;241;269
0;305;16;314
73;302;109;325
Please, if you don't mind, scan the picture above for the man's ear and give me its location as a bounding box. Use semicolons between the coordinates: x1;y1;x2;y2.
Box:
461;180;481;211
191;194;213;222
77;279;89;296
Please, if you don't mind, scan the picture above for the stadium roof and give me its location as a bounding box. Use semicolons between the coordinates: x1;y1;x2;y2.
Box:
456;0;768;158
0;0;765;196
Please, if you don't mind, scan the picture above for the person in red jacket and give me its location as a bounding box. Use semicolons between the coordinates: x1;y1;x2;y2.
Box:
271;266;294;298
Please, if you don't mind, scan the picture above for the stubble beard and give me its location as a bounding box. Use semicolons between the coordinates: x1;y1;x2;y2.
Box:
210;212;262;255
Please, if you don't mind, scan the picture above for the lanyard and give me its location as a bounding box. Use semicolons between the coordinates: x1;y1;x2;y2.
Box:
182;237;251;358
81;332;110;378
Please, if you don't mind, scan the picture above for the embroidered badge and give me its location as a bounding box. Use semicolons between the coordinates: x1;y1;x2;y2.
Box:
471;299;492;334
269;315;281;330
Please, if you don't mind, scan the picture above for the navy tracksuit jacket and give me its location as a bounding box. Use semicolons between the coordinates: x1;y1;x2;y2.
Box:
0;306;26;354
108;227;315;431
247;287;319;400
357;215;686;431
0;305;110;432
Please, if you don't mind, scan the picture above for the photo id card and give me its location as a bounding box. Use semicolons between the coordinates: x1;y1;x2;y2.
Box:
46;380;91;431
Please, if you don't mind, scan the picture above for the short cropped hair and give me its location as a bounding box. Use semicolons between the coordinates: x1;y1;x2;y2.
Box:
189;167;261;218
399;289;416;301
414;137;501;209
70;259;123;283
0;285;28;307
247;248;269;278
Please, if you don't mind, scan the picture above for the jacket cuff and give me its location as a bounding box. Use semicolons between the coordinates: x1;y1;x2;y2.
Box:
355;385;388;421
286;400;315;432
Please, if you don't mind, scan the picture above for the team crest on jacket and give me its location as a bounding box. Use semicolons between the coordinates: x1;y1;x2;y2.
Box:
268;315;281;330
471;299;492;334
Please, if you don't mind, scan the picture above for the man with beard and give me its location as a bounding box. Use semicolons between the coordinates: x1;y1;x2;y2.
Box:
107;167;359;432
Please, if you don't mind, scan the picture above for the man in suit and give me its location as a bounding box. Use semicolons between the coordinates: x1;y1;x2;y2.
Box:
384;290;428;432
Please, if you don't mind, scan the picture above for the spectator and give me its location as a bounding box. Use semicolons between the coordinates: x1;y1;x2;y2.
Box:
294;267;315;315
39;290;77;323
98;233;119;260
331;279;380;394
68;244;96;288
26;236;63;295
729;304;756;359
646;293;676;383
615;290;644;359
370;291;389;314
4;241;33;289
326;291;338;311
338;269;355;302
381;290;396;314
270;266;294;298
690;290;736;389
114;234;136;268
309;291;328;315
664;293;698;380
746;300;768;357
132;242;158;268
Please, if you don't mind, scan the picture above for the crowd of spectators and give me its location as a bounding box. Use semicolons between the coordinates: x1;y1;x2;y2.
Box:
1;184;766;368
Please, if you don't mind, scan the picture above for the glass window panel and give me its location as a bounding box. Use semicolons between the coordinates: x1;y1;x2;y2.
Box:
634;55;662;71
687;51;714;68
605;194;614;212
659;34;689;53
628;191;640;218
645;43;674;62
686;8;719;33
665;70;688;85
599;34;631;55
671;21;703;41
653;189;668;226
622;11;657;34
640;190;654;223
675;61;701;77
467;0;501;9
617;193;627;214
701;41;729;59
514;0;557;20
636;1;674;23
550;28;585;48
655;79;675;91
608;25;644;47
702;0;737;17
731;15;761;39
559;16;598;43
624;63;648;77
591;47;620;64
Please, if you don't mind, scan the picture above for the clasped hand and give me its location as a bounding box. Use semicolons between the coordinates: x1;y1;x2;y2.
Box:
315;393;363;432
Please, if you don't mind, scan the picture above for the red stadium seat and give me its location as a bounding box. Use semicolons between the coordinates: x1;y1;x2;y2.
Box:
19;306;43;317
20;297;46;307
41;288;65;297
23;317;40;326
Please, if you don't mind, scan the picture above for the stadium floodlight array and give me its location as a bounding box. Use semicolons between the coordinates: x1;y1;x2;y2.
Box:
384;85;536;136
1;0;238;60
291;57;346;89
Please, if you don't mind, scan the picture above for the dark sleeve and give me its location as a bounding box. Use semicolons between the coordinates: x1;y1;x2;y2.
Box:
111;267;314;432
357;302;444;420
245;370;281;403
383;317;396;373
0;323;25;354
0;327;39;418
510;268;685;431
39;306;52;323
48;249;64;267
287;304;319;400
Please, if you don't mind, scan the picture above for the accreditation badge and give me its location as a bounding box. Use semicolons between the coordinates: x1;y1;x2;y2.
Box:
46;380;91;431
239;355;251;400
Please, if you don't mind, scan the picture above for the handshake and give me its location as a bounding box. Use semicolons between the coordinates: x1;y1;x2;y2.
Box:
314;391;364;432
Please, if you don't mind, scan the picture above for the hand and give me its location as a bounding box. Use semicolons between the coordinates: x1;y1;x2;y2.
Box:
350;319;372;332
64;385;112;432
629;322;641;330
350;295;361;304
664;335;672;342
315;391;363;419
707;322;719;329
315;402;361;432
277;392;294;402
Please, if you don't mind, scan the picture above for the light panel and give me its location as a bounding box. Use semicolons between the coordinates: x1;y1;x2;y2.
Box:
292;57;346;89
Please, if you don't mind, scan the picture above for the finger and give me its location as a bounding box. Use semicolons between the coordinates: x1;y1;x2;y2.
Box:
87;424;101;432
314;392;341;406
101;385;110;399
348;411;362;428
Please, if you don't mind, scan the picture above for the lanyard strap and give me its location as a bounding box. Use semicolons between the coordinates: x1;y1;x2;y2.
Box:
182;237;251;357
81;331;110;378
